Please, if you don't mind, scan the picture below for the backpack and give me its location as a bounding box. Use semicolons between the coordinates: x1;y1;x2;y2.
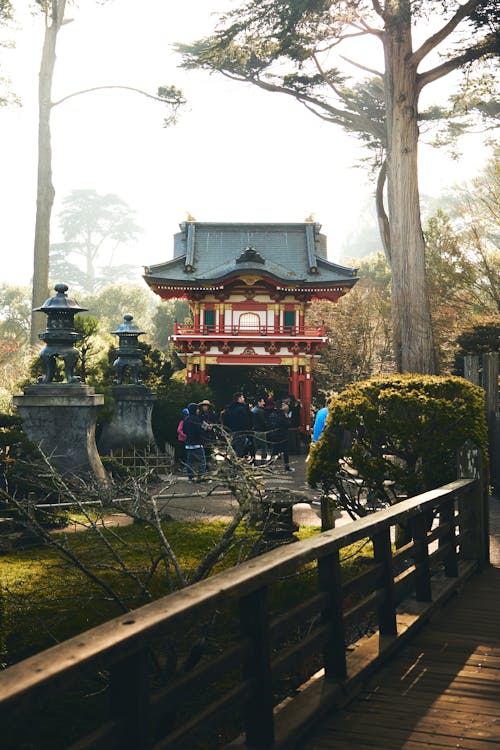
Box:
177;419;187;442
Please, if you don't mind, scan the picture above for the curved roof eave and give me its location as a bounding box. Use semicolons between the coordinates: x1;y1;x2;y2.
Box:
144;268;358;290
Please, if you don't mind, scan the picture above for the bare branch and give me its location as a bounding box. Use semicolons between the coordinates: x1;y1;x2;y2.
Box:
151;498;187;588
52;84;184;108
339;54;383;78
5;494;130;614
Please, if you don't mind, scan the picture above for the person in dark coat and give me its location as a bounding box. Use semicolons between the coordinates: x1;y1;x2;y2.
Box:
287;396;302;455
198;399;218;465
222;392;252;457
251;395;268;464
265;399;294;472
183;402;207;481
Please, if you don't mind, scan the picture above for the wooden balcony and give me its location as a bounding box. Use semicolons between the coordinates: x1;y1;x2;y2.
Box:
172;323;327;338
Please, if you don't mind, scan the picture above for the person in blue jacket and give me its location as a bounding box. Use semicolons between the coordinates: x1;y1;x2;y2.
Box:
311;404;329;443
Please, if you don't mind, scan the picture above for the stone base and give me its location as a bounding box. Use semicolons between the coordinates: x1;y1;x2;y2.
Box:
13;384;109;484
98;385;157;454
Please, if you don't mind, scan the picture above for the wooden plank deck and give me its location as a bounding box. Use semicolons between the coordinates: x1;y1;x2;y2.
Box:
300;565;500;750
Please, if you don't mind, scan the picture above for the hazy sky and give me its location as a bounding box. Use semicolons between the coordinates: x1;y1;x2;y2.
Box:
0;0;490;288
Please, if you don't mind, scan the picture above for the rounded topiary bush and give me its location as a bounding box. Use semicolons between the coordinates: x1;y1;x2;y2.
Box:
307;374;487;500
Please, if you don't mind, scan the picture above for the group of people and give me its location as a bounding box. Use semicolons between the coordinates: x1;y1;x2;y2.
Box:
176;392;302;481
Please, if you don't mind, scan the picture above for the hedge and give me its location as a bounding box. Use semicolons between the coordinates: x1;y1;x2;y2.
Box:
306;374;487;500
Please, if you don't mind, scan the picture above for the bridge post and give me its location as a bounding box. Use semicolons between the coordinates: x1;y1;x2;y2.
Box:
372;529;397;635
239;586;275;748
457;441;489;568
411;514;432;602
110;649;150;749
440;498;459;578
318;550;347;679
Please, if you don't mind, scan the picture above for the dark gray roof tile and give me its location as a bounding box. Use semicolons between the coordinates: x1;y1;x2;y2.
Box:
144;222;357;286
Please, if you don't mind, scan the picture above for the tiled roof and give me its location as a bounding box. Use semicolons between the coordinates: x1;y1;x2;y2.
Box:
144;222;357;286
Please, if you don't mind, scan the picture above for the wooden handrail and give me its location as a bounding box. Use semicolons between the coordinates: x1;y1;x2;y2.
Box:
0;478;483;750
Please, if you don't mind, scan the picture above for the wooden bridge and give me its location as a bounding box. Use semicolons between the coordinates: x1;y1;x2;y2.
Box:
0;458;498;750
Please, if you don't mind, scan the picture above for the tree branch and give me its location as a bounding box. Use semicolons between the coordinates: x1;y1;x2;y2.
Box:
411;0;484;67
151;498;188;588
376;159;391;263
51;84;184;108
371;0;386;22
339;54;383;78
417;36;498;92
244;72;384;140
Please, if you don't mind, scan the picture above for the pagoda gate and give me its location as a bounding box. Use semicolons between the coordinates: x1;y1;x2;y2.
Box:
144;222;358;433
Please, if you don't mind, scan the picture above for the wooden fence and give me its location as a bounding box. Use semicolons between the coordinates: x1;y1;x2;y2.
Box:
0;464;487;749
108;444;176;475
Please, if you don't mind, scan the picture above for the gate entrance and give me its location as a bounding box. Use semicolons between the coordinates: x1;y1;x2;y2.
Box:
144;221;358;433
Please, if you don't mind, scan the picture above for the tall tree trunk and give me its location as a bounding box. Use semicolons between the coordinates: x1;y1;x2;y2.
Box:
383;5;436;374
30;1;66;345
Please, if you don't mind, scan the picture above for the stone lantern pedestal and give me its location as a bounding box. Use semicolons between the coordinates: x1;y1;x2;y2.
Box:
98;385;157;454
13;384;109;484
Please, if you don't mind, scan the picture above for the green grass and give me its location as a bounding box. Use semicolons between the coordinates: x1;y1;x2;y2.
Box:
0;519;371;666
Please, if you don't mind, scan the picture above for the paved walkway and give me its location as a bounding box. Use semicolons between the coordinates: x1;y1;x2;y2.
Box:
104;455;500;555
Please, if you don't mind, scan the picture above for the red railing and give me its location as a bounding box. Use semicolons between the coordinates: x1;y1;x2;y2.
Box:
172;323;327;337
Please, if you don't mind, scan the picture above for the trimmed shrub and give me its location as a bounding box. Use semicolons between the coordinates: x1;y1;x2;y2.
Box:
307;374;487;500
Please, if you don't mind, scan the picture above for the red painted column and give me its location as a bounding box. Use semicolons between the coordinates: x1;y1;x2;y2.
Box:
199;356;208;384
303;366;313;434
289;359;300;399
298;308;305;334
193;302;201;333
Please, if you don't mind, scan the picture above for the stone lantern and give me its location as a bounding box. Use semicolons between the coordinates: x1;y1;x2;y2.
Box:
110;313;145;384
98;314;157;454
13;283;108;484
35;282;88;383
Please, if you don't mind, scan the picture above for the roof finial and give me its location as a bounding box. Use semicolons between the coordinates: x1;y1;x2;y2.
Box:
304;212;315;222
186;211;196;222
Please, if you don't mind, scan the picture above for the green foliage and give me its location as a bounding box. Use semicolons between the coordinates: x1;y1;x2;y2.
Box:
157;84;187;126
307;260;393;393
307;374;487;499
94;341;173;389
0;284;32;397
151;299;190;350
0;284;31;341
80;283;159;334
455;319;500;355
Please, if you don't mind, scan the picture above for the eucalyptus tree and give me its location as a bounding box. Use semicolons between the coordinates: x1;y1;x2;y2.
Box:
30;0;185;343
178;0;499;373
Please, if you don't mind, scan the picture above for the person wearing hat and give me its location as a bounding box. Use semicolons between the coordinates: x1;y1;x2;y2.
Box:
183;402;207;481
198;399;218;465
